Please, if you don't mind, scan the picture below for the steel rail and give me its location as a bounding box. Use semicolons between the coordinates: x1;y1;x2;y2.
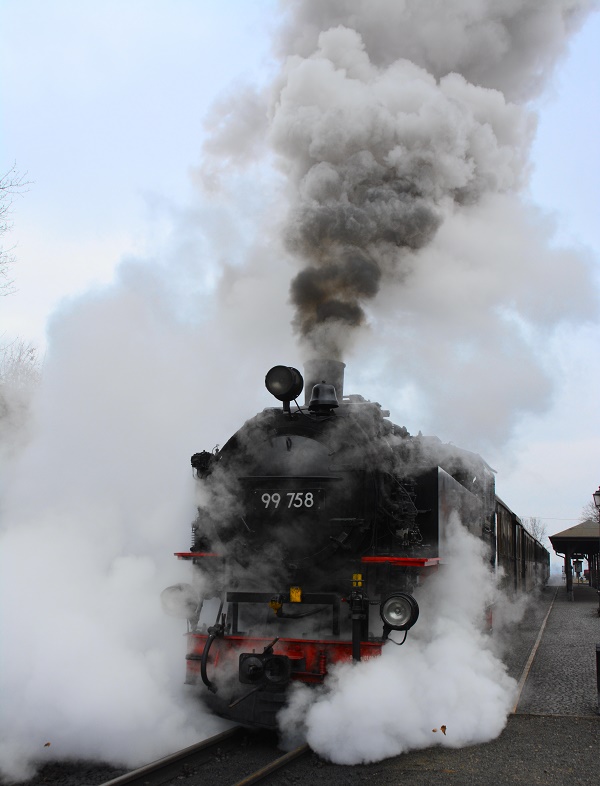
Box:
98;726;241;786
231;743;311;786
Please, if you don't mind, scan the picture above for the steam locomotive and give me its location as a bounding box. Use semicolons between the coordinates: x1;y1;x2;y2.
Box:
162;360;549;728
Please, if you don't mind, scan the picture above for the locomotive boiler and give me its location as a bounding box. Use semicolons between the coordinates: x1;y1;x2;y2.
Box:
162;359;549;728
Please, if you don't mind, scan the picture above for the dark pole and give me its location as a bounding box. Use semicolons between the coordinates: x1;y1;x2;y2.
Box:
565;545;573;601
597;540;600;617
596;643;600;715
593;487;600;617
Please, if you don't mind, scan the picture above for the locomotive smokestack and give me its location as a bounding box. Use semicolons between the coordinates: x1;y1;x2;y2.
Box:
304;359;345;406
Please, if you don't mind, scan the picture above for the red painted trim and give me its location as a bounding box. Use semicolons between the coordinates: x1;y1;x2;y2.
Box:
186;634;382;681
188;633;383;650
361;556;441;567
174;552;222;559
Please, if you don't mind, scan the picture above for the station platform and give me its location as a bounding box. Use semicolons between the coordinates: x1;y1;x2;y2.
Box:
513;581;599;717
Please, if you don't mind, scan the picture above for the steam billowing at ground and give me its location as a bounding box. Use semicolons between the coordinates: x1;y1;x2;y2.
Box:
0;247;297;781
0;0;598;781
279;518;516;762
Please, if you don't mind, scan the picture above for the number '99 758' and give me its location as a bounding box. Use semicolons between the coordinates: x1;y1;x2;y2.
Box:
261;492;315;509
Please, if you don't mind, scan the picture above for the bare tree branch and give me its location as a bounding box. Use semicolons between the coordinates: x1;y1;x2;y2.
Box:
0;337;41;457
522;516;548;545
579;499;600;523
1;163;30;295
0;337;40;387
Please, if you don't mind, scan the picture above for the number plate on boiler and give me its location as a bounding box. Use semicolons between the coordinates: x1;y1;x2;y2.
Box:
255;489;323;511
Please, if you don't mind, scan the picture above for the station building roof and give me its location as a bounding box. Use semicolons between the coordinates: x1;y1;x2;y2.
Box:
549;519;600;558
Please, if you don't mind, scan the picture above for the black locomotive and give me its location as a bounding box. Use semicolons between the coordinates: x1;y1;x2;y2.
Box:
163;359;549;728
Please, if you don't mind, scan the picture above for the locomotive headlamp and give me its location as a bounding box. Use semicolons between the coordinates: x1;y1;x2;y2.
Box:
160;583;201;620
265;366;304;402
380;593;419;632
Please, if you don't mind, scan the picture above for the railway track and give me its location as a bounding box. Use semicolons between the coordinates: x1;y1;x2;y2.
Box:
98;726;310;786
228;743;310;786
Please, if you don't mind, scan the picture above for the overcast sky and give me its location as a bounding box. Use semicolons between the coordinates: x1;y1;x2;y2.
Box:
1;0;599;556
495;7;600;538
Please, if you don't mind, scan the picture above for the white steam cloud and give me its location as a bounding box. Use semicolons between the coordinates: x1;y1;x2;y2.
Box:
279;517;517;761
277;0;592;101
0;242;296;781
